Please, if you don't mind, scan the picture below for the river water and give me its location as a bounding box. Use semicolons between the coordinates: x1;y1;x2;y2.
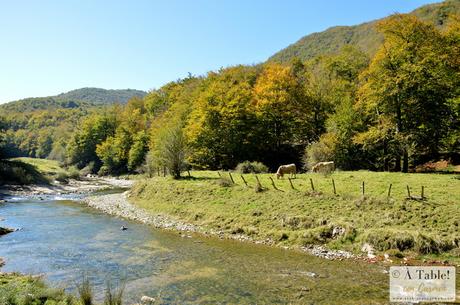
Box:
0;195;389;304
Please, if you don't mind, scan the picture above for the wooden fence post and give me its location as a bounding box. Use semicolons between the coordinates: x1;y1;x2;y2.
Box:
217;171;222;178
406;185;411;199
387;184;392;198
288;177;295;190
421;186;425;199
187;170;191;177
228;172;235;184
332;178;336;195
309;178;315;191
163;166;167;177
255;175;262;188
269;177;279;190
240;175;248;186
362;181;365;196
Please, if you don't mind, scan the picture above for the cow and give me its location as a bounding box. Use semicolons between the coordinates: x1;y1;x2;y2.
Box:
276;164;297;179
311;161;335;174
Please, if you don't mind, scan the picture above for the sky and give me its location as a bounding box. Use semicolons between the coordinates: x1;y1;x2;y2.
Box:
0;0;440;103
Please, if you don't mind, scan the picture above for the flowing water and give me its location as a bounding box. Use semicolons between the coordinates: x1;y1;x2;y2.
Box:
0;195;389;304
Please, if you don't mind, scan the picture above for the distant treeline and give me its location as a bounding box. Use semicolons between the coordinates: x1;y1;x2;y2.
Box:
1;14;459;175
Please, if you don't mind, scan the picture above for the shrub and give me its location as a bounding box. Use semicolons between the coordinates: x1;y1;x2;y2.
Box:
235;161;268;174
104;280;124;305
67;166;80;179
79;162;95;176
55;172;69;184
77;277;93;305
303;133;337;170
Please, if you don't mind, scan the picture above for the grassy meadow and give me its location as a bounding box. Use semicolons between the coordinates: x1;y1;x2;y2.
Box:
130;170;460;261
0;157;79;185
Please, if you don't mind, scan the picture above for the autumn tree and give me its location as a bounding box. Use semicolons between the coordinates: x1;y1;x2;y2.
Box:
185;66;261;169
356;14;460;171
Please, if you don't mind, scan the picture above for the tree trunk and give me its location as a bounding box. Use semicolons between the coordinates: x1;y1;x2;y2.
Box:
395;98;403;172
403;150;409;173
395;155;401;172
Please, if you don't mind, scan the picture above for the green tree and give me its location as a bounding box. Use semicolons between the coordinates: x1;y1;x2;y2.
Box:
66;109;118;170
150;120;187;179
185;66;260;169
357;14;459;171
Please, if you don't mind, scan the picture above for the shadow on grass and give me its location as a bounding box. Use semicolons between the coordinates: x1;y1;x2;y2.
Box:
0;160;49;185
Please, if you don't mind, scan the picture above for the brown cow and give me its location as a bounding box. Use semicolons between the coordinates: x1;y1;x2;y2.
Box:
276;164;296;179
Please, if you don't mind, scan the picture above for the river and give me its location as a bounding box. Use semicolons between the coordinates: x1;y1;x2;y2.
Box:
0;195;389;304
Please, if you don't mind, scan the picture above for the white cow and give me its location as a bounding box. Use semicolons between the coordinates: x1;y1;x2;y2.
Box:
276;164;297;179
311;161;335;173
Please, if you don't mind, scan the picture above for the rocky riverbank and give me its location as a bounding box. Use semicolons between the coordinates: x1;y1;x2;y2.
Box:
0;177;133;198
82;191;355;260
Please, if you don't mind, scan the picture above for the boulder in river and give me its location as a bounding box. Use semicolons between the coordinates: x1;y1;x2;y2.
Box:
0;227;14;236
140;295;156;304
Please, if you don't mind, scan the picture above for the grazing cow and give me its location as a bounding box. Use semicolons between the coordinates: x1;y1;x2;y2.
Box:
276;164;297;179
311;161;335;173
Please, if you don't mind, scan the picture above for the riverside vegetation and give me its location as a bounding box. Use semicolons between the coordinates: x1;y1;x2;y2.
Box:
0;274;128;305
129;170;460;262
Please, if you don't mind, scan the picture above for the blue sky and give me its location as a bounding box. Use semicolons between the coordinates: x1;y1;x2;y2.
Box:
0;0;440;103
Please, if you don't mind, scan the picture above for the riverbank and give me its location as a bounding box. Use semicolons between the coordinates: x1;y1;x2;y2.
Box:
126;171;460;264
0;272;75;304
0;177;133;198
82;192;355;260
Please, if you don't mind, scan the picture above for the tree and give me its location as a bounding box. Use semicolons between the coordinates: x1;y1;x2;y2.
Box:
150;121;187;179
66;109;118;170
128;131;149;171
356;14;459;171
185;65;261;169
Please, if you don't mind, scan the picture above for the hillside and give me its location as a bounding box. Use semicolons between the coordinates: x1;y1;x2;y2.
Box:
269;0;460;63
0;87;147;112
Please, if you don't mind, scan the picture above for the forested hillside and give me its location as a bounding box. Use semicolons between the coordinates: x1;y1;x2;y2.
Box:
269;0;460;63
0;88;146;112
0;88;146;159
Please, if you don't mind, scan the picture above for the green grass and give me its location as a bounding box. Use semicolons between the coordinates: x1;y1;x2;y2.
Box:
0;273;74;305
4;158;80;185
130;170;460;261
10;158;67;177
0;159;49;185
0;273;128;305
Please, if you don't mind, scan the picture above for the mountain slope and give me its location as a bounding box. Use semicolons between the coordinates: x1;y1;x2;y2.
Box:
0;88;147;112
269;0;460;63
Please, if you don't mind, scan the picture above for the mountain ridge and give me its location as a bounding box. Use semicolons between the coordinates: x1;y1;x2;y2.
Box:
0;87;147;112
268;0;460;63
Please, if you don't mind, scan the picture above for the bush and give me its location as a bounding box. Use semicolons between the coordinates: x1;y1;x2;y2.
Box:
235;161;268;174
67;166;81;179
303;133;337;170
55;172;69;184
77;277;93;305
79;162;95;176
104;280;124;305
0;160;48;185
